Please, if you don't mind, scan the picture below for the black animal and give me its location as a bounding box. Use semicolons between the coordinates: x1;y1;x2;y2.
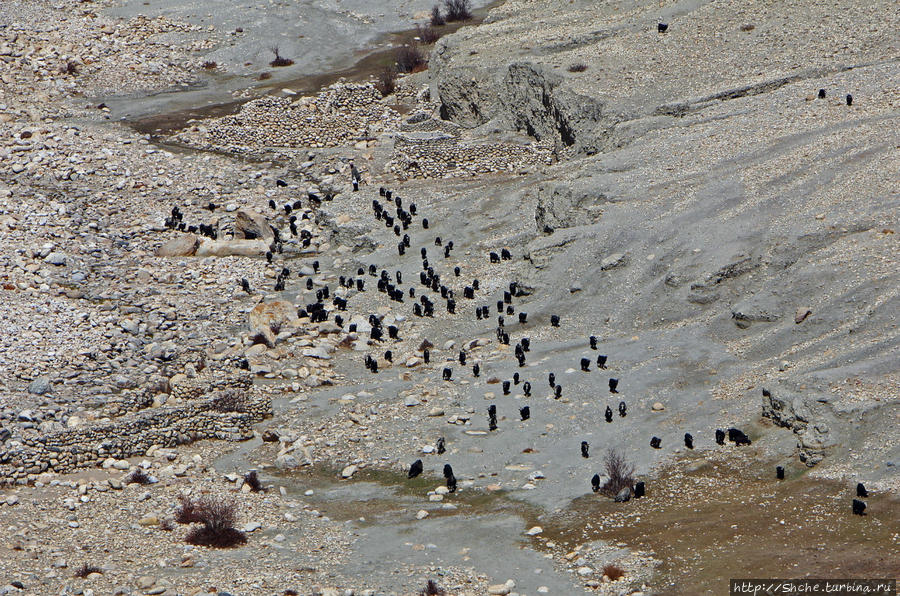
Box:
650;436;661;449
728;428;751;446
384;350;393;363
519;312;527;324
609;378;619;393
521;337;530;352
240;278;251;294
472;363;480;377
436;437;446;455
458;350;466;365
522;381;532;397
423;349;430;363
581;441;590;458
597;355;607;369
489;252;500;263
502;380;511;395
715;429;725;445
581;357;590;372
513;372;520;384
520;406;530;421
442;367;452;381
605;406;613;423
633;481;645;498
548;372;556;387
408;459;423;478
776;466;785;480
268;199;276;210
488;404;498;431
818;88;826;99
618;401;627;417
590;336;598;350
658;22;668;32
446;473;457;493
852;499;866;516
857;483;868;498
550;314;560;327
846;94;853;106
591;474;601;493
422;218;429;229
554;385;562;399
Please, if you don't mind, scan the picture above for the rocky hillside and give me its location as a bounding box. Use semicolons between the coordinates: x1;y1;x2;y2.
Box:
426;0;899;485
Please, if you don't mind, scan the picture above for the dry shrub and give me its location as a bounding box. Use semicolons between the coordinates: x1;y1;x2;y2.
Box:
201;60;218;70
443;0;472;21
258;72;272;81
174;494;203;524
740;23;755;32
269;46;294;67
421;580;446;596
179;495;247;548
417;24;440;44
603;563;625;581
376;66;397;97
568;63;588;72
125;469;151;485
396;44;426;73
73;563;102;578
430;5;446;26
600;448;635;498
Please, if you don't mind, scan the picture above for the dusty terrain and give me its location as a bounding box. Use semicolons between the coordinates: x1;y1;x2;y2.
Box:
1;0;898;595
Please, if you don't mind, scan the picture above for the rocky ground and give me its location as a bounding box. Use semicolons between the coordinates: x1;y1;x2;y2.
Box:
1;0;898;595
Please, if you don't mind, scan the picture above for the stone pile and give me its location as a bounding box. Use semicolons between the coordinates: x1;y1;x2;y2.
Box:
388;132;554;179
173;83;403;152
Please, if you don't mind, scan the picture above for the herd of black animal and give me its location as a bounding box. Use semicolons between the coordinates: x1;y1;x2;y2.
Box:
192;181;871;517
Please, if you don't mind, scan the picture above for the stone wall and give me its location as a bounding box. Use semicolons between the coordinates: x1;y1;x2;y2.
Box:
0;390;271;485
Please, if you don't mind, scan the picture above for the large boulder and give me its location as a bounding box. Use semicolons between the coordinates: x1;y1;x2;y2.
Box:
249;300;299;347
235;209;273;241
155;234;200;257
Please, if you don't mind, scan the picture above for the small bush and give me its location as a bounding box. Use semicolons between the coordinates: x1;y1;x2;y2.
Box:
602;564;625;581
73;563;102;578
159;518;175;532
202;60;218;70
376;66;397;97
174;494;203;524
421;580;446;596
125;469;152;485
600;448;635;498
243;470;263;492
258;72;272;80
568;63;588;73
443;0;472;21
284;591;299;596
430;5;445;26
740;23;755;32
396;44;427;73
269;46;294;67
181;495;247;548
417;24;440;44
